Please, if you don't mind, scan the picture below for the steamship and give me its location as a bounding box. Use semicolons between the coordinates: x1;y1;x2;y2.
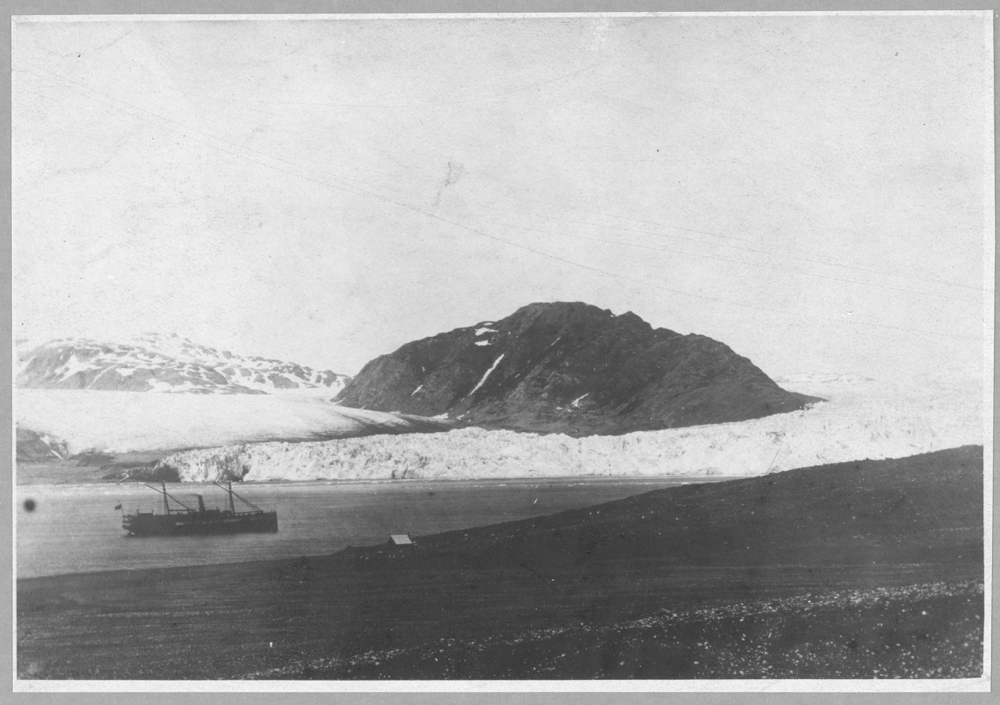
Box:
120;481;278;536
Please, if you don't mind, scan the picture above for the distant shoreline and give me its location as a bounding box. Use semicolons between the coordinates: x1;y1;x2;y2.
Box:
16;473;742;489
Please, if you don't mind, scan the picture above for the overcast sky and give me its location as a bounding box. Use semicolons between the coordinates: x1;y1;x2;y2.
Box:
12;13;992;385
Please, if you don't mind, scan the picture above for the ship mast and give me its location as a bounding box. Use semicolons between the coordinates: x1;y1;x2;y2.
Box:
212;481;264;513
144;482;194;513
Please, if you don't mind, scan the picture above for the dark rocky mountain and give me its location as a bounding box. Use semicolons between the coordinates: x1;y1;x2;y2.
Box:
336;302;820;435
17;333;350;395
15;427;69;462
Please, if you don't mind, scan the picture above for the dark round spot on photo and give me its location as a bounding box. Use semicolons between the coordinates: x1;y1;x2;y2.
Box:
23;498;37;512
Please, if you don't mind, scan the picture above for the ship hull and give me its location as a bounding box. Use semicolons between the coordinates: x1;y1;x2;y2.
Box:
123;511;278;537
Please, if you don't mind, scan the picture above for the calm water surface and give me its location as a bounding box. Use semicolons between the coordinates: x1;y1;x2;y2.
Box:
16;477;733;578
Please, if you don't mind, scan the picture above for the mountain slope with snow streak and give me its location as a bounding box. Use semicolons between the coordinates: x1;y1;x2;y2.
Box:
337;302;818;436
15;389;453;456
16;333;350;395
158;376;981;482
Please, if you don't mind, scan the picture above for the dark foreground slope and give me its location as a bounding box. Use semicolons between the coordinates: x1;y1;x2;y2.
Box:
17;446;982;680
337;302;819;435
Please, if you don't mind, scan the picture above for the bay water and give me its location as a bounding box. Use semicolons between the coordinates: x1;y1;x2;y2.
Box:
16;476;730;579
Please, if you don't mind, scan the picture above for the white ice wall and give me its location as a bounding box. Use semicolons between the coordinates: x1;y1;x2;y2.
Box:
158;376;982;482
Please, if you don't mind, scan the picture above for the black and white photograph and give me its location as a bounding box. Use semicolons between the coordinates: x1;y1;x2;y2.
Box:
11;10;992;690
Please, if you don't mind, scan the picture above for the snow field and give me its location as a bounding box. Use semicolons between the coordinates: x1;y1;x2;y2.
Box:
15;389;416;455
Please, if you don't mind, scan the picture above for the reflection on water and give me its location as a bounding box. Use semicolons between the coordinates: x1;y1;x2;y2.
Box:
17;477;732;579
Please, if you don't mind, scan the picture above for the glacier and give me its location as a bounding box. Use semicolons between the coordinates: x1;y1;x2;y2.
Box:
155;375;983;482
15;389;446;455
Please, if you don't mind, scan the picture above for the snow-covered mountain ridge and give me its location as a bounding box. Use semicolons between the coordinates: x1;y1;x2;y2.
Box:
16;333;350;395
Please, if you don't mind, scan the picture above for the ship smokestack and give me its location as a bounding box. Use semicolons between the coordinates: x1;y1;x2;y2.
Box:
196;495;206;513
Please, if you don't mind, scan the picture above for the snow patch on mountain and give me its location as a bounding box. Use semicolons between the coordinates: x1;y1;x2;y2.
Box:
468;354;505;396
158;376;981;482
